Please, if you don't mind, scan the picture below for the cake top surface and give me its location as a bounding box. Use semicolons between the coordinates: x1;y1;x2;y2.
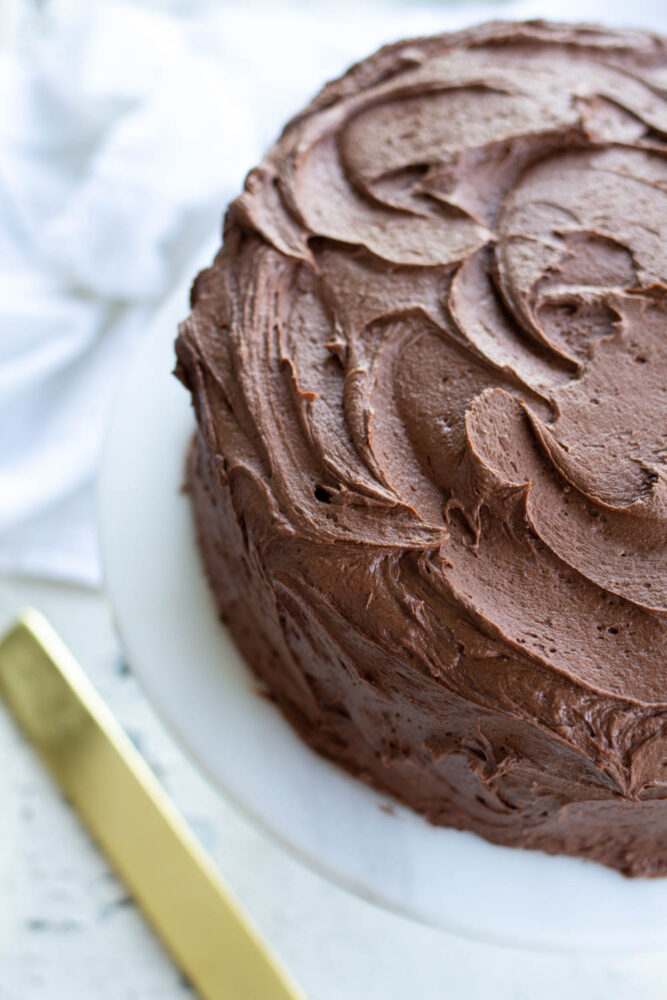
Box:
179;20;666;755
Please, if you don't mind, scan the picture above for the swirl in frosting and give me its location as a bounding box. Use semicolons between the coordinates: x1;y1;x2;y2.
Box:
177;20;667;874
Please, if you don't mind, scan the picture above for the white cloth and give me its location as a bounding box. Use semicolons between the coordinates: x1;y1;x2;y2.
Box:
1;0;665;586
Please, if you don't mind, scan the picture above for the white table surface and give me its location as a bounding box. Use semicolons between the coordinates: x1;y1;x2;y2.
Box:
1;576;667;1000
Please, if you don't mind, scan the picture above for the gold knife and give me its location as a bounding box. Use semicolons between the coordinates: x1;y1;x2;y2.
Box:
0;609;305;1000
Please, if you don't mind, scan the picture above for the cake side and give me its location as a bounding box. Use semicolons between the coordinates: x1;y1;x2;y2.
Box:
184;426;667;875
176;20;667;875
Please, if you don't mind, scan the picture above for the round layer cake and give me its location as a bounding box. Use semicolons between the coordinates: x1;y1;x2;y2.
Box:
176;20;667;875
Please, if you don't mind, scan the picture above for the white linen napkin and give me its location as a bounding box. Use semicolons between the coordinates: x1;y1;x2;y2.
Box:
1;0;664;586
0;2;260;584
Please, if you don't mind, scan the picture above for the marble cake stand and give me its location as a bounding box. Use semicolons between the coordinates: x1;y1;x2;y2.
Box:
98;242;667;952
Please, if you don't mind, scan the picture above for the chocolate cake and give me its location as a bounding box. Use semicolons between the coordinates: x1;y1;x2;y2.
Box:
176;20;667;875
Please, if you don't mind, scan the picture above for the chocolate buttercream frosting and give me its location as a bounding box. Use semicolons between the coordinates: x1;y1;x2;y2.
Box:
176;20;667;875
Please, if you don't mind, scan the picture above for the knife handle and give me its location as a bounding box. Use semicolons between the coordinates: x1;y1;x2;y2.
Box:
0;609;305;1000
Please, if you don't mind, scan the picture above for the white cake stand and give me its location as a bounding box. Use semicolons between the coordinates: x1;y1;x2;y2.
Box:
98;241;667;952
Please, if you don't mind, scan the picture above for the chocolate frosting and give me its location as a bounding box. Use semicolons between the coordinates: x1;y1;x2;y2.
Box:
176;20;667;874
